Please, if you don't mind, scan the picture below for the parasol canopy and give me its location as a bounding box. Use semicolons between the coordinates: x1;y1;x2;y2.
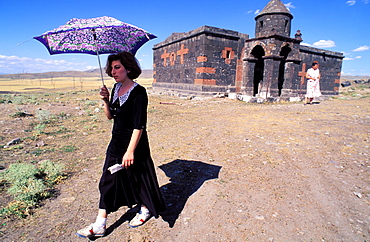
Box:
34;16;157;84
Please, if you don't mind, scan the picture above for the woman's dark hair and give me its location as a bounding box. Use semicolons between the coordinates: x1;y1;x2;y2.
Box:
312;61;319;67
105;51;141;79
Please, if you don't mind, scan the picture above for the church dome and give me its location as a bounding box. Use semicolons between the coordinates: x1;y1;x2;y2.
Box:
255;0;293;20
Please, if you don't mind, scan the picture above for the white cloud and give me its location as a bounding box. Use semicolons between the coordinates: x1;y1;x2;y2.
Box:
353;45;370;51
85;66;98;70
300;42;312;47
284;2;296;10
0;54;94;74
247;10;253;14
344;55;362;61
363;0;369;3
255;9;260;15
312;40;336;48
341;71;354;75
346;0;356;6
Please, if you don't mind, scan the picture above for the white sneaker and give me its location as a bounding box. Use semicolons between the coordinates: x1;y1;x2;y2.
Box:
76;223;105;238
129;210;151;227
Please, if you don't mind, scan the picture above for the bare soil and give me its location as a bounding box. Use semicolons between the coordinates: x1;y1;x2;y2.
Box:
0;87;369;241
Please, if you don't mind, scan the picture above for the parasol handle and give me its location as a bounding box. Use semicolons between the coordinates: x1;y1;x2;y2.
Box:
96;52;105;86
92;29;105;86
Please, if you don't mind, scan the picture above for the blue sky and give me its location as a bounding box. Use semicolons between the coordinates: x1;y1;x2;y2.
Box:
0;0;369;76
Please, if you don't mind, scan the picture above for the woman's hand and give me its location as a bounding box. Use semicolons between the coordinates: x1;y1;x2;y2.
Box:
100;85;109;101
121;130;142;168
100;85;113;119
122;151;134;168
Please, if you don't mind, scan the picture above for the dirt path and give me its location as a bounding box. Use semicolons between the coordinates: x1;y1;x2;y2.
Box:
0;91;369;241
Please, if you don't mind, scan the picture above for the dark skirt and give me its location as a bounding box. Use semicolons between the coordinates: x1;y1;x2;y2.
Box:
98;133;165;217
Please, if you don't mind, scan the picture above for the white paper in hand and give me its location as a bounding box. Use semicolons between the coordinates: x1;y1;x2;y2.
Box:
108;163;123;174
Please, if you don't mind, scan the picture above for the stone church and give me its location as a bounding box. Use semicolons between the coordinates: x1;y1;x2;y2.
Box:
152;0;344;101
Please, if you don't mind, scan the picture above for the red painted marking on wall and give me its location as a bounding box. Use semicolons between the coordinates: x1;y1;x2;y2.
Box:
161;50;170;66
194;79;216;85
177;44;189;64
196;67;216;74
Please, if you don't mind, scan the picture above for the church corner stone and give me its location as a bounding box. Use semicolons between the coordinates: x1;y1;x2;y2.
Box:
152;0;344;101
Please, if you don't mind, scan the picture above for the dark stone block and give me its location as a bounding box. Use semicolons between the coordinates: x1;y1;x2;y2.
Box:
341;81;351;87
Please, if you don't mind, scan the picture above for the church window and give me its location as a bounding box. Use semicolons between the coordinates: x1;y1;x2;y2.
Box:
226;50;231;59
222;47;234;64
170;52;176;66
284;20;288;32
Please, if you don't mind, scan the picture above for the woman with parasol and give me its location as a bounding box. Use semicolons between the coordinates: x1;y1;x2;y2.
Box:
76;51;165;238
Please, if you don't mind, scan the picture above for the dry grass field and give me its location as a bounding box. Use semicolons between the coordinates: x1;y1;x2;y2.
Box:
0;76;153;93
0;80;369;241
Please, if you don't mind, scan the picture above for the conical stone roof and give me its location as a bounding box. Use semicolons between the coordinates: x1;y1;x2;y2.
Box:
256;0;293;19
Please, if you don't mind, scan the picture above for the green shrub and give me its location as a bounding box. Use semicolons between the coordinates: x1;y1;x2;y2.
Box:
7;178;47;206
85;100;98;106
54;126;69;134
0;161;64;218
90;115;99;122
3;163;38;183
31;148;55;156
33;123;46;135
56;111;70;120
38;160;64;185
9;95;27;105
7;145;23;150
60;145;78;152
36;109;51;124
0;201;30;218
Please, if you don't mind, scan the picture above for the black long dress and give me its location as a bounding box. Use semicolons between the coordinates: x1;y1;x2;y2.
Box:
98;83;165;217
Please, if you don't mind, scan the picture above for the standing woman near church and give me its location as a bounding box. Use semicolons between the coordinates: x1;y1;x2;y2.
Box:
305;61;321;104
76;51;165;238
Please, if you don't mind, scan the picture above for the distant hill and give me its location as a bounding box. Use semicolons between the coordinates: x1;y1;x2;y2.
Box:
341;75;370;80
87;69;153;79
0;69;153;79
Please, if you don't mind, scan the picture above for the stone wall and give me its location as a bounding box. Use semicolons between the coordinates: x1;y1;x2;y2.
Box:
299;45;344;95
153;26;248;96
152;27;344;99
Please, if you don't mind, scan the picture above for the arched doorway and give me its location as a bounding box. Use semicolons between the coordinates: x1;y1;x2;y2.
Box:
251;45;265;96
278;44;291;96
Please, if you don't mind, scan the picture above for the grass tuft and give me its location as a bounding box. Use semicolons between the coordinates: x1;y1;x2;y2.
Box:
0;161;64;218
